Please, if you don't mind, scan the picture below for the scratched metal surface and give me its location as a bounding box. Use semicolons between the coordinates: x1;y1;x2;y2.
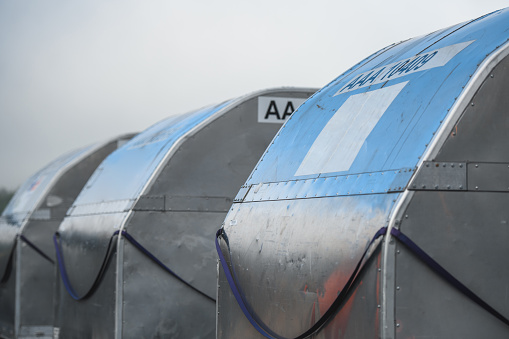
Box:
218;195;394;338
218;8;509;339
54;88;317;338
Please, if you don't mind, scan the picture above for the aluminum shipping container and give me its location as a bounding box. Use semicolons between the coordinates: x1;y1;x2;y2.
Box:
53;88;316;338
0;134;134;339
216;9;509;339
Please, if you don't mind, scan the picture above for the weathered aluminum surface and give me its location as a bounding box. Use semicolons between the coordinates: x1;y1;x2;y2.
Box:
218;8;509;339
54;88;316;338
218;195;394;338
0;134;133;339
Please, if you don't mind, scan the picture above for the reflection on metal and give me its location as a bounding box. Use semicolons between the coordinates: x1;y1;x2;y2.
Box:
217;8;509;339
53;88;316;339
0;134;134;339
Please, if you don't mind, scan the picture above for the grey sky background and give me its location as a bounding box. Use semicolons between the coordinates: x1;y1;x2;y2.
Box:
1;1;507;190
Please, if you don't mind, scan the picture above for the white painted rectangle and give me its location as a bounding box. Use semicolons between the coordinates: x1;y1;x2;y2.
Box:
295;82;408;176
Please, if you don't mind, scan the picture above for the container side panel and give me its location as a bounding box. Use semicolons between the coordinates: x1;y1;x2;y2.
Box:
396;192;509;338
218;195;394;338
396;51;509;338
122;211;221;339
18;220;59;327
0;247;16;338
435;54;509;163
55;252;117;339
54;212;128;338
55;212;126;297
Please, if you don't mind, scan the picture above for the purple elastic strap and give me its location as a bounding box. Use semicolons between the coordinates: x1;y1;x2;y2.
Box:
215;226;387;339
19;234;54;264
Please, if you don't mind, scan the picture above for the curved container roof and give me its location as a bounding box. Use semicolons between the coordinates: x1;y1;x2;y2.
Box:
54;87;317;339
217;8;509;339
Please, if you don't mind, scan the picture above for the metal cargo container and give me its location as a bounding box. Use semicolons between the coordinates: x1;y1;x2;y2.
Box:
53;88;316;338
216;9;509;339
0;134;134;339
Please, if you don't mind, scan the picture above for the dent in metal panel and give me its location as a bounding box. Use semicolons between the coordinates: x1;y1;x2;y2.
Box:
296;82;408;176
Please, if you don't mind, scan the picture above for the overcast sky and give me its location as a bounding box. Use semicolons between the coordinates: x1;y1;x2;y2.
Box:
0;1;507;190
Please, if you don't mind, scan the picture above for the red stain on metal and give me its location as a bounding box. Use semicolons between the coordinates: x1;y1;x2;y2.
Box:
317;269;358;339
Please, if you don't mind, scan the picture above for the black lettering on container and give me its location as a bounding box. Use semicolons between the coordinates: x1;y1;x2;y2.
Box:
264;100;281;120
282;101;295;119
